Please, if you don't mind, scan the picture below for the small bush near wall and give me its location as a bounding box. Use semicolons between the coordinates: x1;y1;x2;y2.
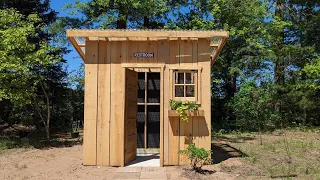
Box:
179;144;212;172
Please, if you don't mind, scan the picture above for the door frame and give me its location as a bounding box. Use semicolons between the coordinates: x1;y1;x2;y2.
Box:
121;63;165;167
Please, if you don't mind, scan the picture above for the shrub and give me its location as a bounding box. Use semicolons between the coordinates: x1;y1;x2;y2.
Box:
178;144;212;172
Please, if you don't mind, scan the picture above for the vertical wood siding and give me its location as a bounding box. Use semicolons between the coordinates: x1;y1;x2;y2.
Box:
83;38;211;166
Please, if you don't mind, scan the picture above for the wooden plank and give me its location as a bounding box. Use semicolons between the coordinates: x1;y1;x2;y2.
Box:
170;40;179;65
122;63;165;68
109;41;125;166
137;41;149;63
197;38;211;157
127;103;137;118
168;110;205;117
160;66;164;167
179;39;194;165
97;41;110;166
127;121;136;135
168;40;180;165
144;73;147;149
127;41;138;63
124;68;138;166
158;39;170;165
66;29;230;38
126;136;137;152
121;41;128;63
192;39;200;148
168;117;179;165
168;66;202;70
150;41;158;63
83;41;98;165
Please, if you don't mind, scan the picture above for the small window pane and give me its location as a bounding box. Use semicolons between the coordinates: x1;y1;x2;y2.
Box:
185;73;194;84
186;85;195;97
175;85;184;97
175;72;184;84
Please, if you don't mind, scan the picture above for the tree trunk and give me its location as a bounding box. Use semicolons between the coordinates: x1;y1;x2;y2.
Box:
116;11;127;29
143;16;149;29
40;82;51;140
274;0;285;86
303;106;306;126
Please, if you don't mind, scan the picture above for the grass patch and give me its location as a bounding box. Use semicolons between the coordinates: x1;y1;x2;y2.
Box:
0;136;82;152
0;136;33;150
214;130;320;179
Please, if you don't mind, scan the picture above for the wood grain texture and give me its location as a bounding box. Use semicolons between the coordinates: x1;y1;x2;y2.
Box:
81;37;216;167
160;66;164;167
158;40;170;165
183;39;194;165
127;41;138;63
109;41;125;166
197;38;211;156
97;41;110;166
137;41;148;63
178;40;185;165
168;40;180;165
83;41;98;165
168;110;204;117
124;69;138;165
67;29;229;38
192;39;200;150
168;117;179;165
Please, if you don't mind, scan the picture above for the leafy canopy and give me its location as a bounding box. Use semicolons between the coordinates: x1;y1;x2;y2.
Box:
0;9;60;105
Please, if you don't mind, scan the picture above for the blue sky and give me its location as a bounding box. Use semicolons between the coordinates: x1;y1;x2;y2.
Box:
51;0;83;72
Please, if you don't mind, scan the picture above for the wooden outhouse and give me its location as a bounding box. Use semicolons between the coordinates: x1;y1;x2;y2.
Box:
67;29;229;167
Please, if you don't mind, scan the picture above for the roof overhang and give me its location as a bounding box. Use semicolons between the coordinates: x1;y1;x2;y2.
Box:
66;29;229;66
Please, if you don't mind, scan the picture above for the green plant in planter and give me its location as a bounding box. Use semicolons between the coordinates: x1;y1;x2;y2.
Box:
179;144;212;172
169;99;198;122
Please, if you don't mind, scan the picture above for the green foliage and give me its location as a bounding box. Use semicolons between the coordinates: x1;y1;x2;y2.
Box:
229;81;280;131
178;144;212;171
302;57;320;90
63;0;169;29
0;9;60;105
169;100;198;122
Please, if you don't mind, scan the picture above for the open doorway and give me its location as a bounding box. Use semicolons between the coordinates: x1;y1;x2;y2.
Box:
126;71;160;167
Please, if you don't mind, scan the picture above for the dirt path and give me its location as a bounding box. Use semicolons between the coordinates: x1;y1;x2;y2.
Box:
0;145;257;180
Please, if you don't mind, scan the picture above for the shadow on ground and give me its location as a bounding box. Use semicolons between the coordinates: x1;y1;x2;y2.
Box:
0;129;82;150
215;136;256;143
211;142;247;164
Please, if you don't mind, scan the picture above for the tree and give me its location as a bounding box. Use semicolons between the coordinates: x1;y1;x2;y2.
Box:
64;0;169;29
0;9;62;139
266;0;320;126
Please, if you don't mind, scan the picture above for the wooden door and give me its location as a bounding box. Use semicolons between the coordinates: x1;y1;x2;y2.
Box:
124;68;138;165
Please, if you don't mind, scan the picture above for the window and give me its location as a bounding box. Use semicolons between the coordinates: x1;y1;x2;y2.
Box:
172;70;199;102
174;71;195;97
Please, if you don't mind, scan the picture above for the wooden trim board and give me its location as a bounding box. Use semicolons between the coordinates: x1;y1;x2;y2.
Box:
168;110;205;117
67;29;229;38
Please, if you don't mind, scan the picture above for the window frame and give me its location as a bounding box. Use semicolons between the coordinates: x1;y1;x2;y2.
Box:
169;66;202;104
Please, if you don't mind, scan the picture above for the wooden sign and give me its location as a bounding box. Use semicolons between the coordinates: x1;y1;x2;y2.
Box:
134;52;154;58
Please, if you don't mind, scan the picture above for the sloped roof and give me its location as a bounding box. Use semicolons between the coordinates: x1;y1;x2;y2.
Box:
66;29;229;65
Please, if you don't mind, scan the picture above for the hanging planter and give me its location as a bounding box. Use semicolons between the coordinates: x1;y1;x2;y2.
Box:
169;99;204;122
168;110;204;117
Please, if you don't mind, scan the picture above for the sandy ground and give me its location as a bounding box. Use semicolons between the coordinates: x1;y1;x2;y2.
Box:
0;146;118;180
0;145;259;180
